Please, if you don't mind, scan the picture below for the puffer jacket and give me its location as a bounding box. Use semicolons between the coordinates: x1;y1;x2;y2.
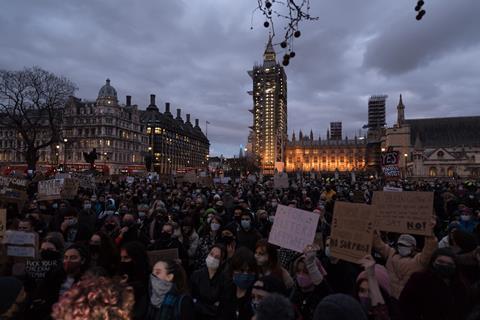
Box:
373;234;437;299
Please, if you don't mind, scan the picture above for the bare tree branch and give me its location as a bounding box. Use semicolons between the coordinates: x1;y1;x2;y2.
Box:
0;66;76;171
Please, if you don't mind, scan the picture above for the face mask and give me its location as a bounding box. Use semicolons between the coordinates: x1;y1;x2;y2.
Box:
138;211;146;219
89;244;100;255
119;261;135;278
460;215;471;221
52;203;58;209
143;194;148;198
255;254;268;266
205;255;220;269
105;223;116;231
251;299;261;312
271;201;278;208
41;250;60;260
469;195;475;199
433;263;456;278
359;297;371;311
233;273;256;290
398;246;412;257
268;216;275;223
66;218;78;226
241;220;251;230
64;260;82;275
150;274;173;307
296;273;313;289
122;220;135;228
324;246;331;257
211;222;221;231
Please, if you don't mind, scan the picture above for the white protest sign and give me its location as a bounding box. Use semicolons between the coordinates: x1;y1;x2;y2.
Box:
274;172;289;189
3;230;36;245
383;186;403;192
126;176;135;185
268;205;320;253
7;246;36;258
38;179;63;201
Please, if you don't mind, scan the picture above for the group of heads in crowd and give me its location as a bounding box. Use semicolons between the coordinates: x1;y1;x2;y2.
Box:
0;172;480;320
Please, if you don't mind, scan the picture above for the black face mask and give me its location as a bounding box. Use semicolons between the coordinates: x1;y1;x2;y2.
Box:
433;263;456;278
105;223;116;231
122;220;135;228
40;250;61;261
119;261;135;279
89;244;101;255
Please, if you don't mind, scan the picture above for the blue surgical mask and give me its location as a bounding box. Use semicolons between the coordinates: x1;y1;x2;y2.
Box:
233;273;255;290
241;220;251;230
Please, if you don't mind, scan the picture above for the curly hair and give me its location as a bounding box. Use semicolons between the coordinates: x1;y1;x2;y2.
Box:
51;276;134;320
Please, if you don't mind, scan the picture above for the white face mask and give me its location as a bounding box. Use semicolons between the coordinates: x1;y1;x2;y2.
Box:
211;223;221;231
398;246;412;257
255;254;268;266
460;214;471;222
205;255;220;269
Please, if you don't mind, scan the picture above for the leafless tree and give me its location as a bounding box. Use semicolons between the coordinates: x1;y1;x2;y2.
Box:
0;66;76;171
253;0;318;65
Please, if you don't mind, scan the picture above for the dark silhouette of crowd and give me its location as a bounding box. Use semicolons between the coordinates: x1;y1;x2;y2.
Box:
1;172;479;320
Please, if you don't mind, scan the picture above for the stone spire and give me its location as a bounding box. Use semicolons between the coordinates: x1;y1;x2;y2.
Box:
309;129;314;141
292;130;296;142
326;129;330;140
397;94;405;126
299;130;303;140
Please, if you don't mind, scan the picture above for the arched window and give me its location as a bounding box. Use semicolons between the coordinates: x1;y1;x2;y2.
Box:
437;150;444;159
429;167;437;177
447;167;455;177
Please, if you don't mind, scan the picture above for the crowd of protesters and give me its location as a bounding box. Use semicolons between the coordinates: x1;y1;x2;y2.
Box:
0;171;479;320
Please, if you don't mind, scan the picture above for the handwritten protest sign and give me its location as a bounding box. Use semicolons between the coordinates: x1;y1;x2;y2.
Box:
61;178;80;199
268;205;320;253
25;259;59;281
274;172;289;189
76;174;96;190
38;179;63;201
0;209;6;242
330;202;374;263
0;176;28;189
3;230;38;258
147;248;179;267
373;191;434;236
383;186;403;192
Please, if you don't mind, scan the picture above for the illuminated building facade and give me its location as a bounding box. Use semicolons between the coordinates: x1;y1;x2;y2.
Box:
140;97;209;174
248;37;287;174
62;79;148;173
285;131;367;172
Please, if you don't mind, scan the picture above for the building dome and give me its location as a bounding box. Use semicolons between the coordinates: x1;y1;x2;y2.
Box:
98;79;117;99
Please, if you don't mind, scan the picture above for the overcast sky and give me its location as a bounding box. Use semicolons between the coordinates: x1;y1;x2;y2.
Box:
1;0;479;157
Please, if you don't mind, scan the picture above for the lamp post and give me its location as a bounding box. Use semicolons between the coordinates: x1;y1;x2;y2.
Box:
63;138;68;172
55;144;60;166
404;153;408;178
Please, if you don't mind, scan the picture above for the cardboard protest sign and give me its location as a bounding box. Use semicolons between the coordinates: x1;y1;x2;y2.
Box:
329;202;375;263
147;248;179;267
268;205;320;253
55;173;71;180
383;186;403;192
184;172;197;183
126;176;135;185
0;209;6;242
76;174;96;190
274;172;289;189
25;259;60;281
3;230;38;258
0;176;28;189
37;179;63;201
61;178;80;199
373;191;434;236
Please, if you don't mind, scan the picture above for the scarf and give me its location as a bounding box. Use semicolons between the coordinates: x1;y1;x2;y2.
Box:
150;274;173;307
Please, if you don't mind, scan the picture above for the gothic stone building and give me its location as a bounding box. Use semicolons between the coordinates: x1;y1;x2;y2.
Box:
285;131;367;172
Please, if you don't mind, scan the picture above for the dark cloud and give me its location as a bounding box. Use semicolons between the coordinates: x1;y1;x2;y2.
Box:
1;0;479;157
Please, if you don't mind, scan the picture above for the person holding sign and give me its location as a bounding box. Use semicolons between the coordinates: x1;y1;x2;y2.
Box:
372;218;438;301
290;245;331;320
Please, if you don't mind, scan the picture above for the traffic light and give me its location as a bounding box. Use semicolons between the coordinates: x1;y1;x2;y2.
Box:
415;0;426;20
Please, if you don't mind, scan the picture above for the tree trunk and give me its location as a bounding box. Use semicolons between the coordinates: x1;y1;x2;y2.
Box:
25;149;39;172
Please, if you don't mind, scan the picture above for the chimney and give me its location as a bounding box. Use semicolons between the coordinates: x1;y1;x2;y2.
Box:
176;108;182;119
195;119;199;127
126;95;131;106
165;102;170;113
150;94;156;106
186;114;191;123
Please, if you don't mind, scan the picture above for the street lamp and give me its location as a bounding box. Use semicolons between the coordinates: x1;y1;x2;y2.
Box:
63;138;68;171
56;144;60;165
404;153;408;178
